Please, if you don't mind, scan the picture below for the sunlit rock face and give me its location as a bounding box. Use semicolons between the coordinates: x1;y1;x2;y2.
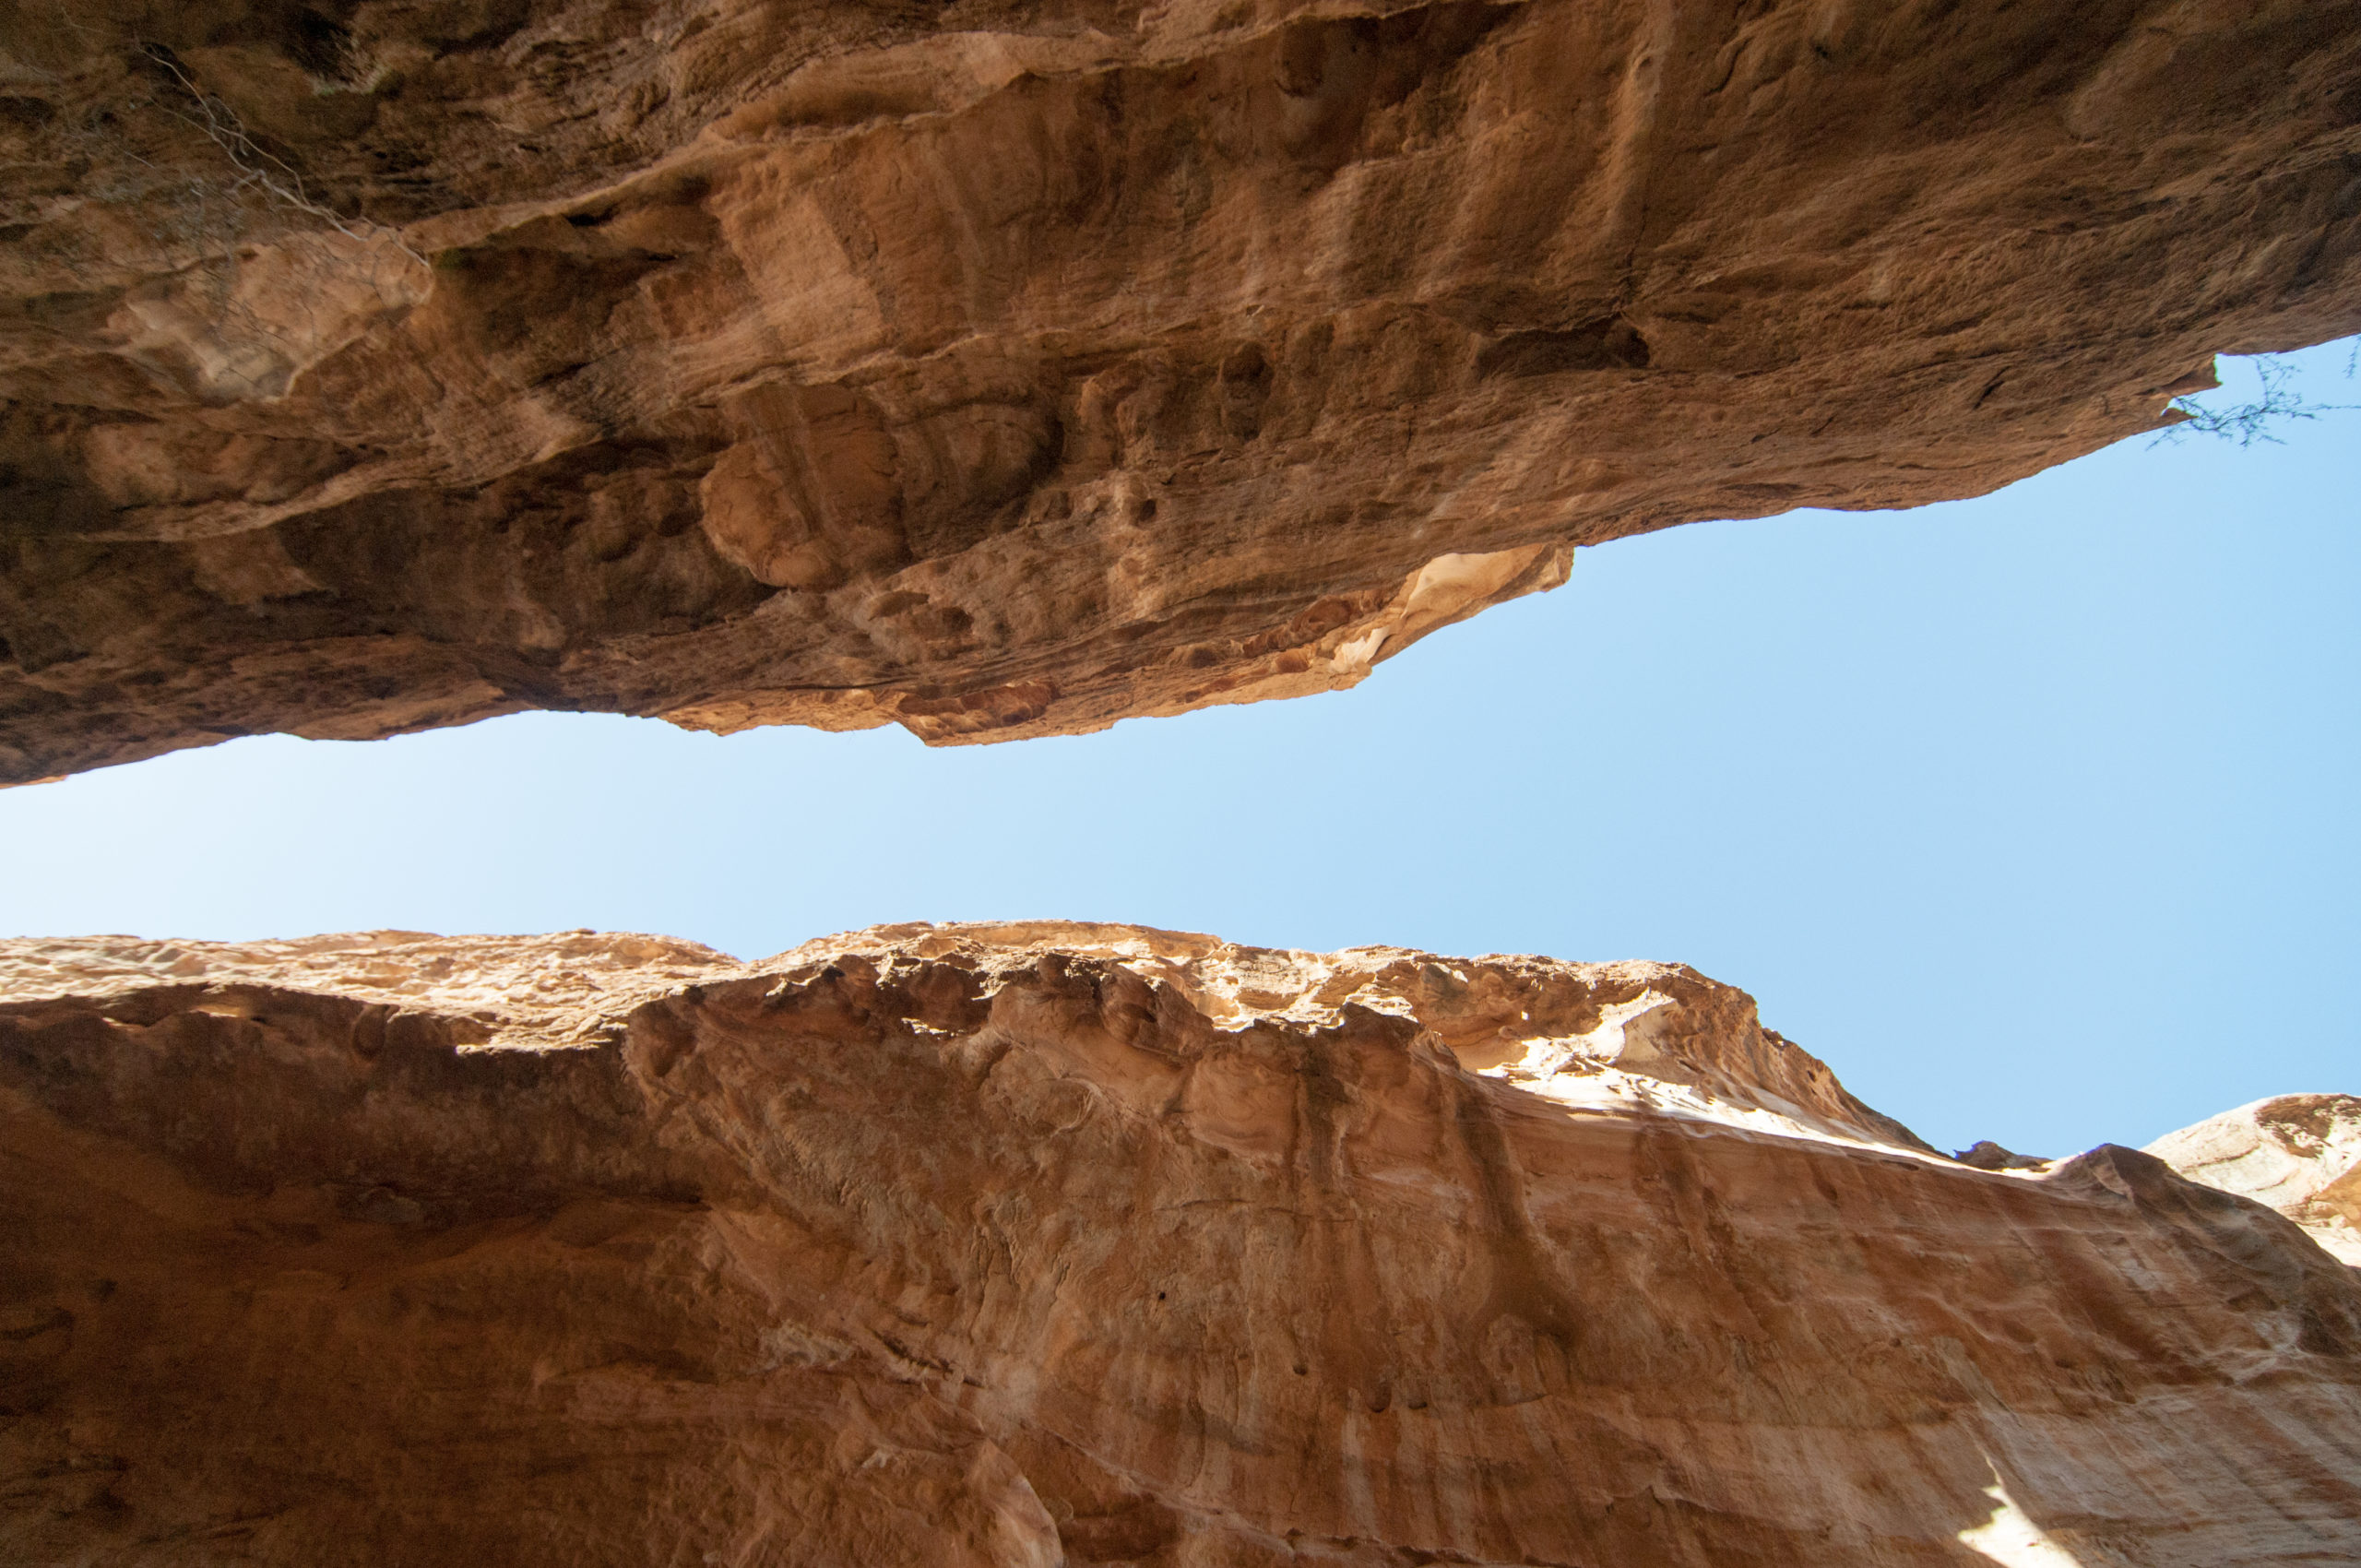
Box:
4;922;2356;1565
5;2;2361;783
2150;1094;2361;1265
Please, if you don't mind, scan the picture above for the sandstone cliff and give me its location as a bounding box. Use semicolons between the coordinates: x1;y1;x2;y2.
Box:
5;922;2356;1564
5;3;2361;782
2151;1093;2361;1266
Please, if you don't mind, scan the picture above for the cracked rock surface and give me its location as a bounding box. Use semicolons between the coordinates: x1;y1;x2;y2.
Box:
4;922;2357;1564
5;1;2361;781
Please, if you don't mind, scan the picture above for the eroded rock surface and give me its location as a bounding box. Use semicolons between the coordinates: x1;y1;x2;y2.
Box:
2151;1093;2361;1265
4;3;2360;781
4;922;2357;1564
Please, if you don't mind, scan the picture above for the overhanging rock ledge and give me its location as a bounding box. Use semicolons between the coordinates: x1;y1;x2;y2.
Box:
4;2;2361;780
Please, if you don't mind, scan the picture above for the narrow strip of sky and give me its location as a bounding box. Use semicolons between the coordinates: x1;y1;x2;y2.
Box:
3;343;2354;1158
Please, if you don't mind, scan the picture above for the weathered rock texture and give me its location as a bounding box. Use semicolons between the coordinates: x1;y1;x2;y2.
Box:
5;3;2361;782
4;922;2357;1564
2151;1093;2361;1266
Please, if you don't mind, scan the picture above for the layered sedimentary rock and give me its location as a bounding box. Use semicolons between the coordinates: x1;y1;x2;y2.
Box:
5;3;2361;782
4;922;2357;1565
2151;1094;2361;1265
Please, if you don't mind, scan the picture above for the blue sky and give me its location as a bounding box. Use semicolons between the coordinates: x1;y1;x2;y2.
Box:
4;341;2354;1158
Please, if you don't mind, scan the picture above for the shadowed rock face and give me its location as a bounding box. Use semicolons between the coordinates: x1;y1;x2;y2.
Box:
3;2;2360;781
4;922;2357;1564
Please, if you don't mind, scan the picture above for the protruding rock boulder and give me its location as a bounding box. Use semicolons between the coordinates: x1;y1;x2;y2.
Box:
4;3;2360;781
5;923;2357;1563
1951;1139;2051;1171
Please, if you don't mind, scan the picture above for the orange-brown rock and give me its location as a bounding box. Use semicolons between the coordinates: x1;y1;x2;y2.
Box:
5;921;2357;1564
5;4;2361;782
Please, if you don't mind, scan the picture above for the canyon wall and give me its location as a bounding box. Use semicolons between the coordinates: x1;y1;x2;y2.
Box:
4;922;2356;1564
5;1;2361;781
